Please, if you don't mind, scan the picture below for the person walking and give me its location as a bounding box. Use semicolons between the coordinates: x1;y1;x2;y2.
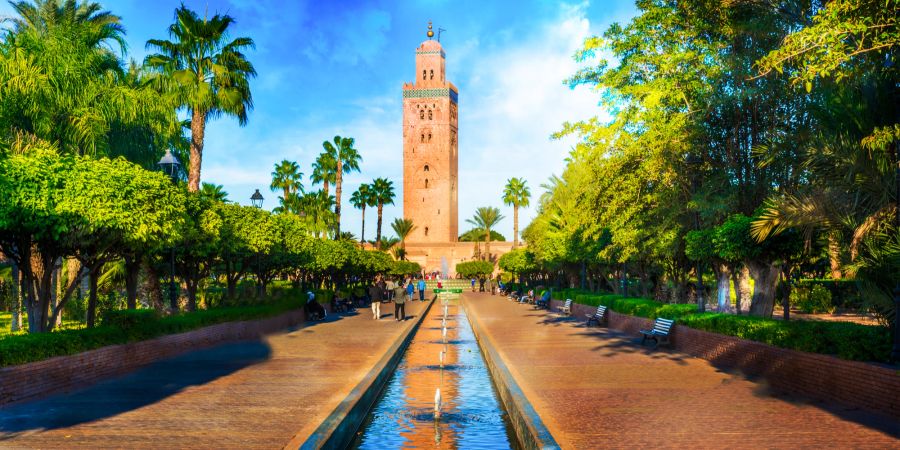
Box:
471;277;476;292
417;278;426;301
394;282;407;321
369;281;382;320
406;279;415;303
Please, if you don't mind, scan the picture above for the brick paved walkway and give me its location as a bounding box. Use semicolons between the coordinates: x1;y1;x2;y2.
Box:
463;292;900;448
0;301;428;449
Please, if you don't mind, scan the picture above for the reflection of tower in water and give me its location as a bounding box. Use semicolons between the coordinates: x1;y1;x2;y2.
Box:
398;300;461;446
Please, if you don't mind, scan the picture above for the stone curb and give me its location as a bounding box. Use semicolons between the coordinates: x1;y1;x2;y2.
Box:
464;298;561;450
293;299;435;450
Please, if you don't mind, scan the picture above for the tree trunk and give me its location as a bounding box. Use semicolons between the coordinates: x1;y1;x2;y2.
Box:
747;260;779;317
124;255;140;309
513;205;519;248
323;181;330;198
186;280;198;312
10;263;21;332
485;228;492;262
376;204;384;246
335;158;343;238
360;206;366;243
143;259;164;311
732;266;750;315
714;262;732;312
51;259;61;327
188;109;207;192
828;231;842;279
86;269;99;328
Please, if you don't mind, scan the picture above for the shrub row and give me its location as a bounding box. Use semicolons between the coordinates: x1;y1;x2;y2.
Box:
0;293;305;367
550;288;890;363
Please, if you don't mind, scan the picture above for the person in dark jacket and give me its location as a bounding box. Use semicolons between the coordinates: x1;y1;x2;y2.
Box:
369;282;382;320
393;282;407;321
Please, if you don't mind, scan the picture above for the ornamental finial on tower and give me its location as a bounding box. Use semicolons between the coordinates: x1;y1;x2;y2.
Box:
427;21;434;39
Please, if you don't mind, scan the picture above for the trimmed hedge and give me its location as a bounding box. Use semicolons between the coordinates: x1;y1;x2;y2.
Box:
552;289;891;363
0;296;303;367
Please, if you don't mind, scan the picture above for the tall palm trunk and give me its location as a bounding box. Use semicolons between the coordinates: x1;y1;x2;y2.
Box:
828;231;842;279
188;109;207;192
335;158;343;238
360;206;366;244
513;204;519;248
323;181;330;198
376;203;384;246
485;227;492;261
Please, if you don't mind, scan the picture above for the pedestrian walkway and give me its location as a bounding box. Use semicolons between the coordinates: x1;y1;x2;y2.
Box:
0;301;428;449
463;292;899;448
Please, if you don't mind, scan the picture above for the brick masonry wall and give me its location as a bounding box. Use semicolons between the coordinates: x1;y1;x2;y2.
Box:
551;299;900;419
0;309;305;407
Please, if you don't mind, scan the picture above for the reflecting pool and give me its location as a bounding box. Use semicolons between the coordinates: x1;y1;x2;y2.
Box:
350;300;518;449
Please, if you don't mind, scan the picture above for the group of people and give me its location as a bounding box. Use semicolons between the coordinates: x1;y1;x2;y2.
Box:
470;275;502;294
368;276;428;322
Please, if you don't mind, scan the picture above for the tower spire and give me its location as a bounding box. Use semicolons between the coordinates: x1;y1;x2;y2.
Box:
427;21;434;39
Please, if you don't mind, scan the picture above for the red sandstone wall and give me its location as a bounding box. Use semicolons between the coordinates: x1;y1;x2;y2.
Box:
0;309;305;407
551;300;900;419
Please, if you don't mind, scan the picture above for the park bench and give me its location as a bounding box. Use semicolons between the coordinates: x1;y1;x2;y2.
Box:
559;299;572;316
535;291;551;309
586;305;607;327
640;318;675;346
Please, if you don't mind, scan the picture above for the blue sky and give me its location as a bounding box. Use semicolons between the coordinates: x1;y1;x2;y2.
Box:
0;0;637;241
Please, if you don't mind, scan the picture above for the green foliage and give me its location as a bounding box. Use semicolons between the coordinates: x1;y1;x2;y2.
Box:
0;295;302;367
455;260;494;278
498;248;538;274
458;228;506;242
390;260;422;276
791;284;836;314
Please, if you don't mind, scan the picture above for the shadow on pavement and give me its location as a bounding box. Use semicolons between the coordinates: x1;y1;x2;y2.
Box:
0;339;273;438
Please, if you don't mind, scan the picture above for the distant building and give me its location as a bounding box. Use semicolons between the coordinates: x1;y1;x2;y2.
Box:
402;24;512;275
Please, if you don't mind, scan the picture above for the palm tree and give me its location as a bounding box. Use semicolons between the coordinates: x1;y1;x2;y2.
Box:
298;190;336;238
322;136;362;238
467;207;505;261
310;152;336;197
270;159;303;204
371;178;396;247
145;5;256;192
391;218;417;259
199;182;229;202
350;183;376;243
503;177;531;248
7;0;125;49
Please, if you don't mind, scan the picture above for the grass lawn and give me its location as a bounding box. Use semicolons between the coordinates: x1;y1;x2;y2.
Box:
0;311;85;337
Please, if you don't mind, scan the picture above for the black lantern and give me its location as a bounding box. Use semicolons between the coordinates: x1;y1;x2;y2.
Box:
250;189;264;208
157;149;180;181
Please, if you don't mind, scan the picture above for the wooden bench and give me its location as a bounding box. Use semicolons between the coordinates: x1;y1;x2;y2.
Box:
559;299;573;316
586;305;607;327
640;318;675;346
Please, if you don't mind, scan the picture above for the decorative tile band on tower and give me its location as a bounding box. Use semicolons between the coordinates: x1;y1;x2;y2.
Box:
402;88;459;104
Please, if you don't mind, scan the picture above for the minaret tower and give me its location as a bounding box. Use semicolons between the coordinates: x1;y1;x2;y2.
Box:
402;22;459;244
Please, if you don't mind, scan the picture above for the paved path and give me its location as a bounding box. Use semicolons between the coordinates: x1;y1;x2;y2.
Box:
463;292;900;448
0;301;428;449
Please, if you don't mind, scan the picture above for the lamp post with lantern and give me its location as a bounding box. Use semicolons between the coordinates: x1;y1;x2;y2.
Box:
157;149;180;312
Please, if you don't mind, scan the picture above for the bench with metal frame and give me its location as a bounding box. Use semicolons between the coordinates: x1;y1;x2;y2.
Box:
586;305;608;327
640;318;675;346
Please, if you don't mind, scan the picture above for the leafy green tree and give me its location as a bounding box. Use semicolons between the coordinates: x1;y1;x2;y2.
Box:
145;4;256;192
390;218;417;260
503;177;530;248
321;136;361;238
350;183;376;243
466;207;504;262
459;228;506;242
455;260;495;279
215;203;277;299
371;177;395;246
270;159;303;204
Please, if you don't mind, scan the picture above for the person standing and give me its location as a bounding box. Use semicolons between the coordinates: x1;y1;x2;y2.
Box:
369;281;382;320
406;279;415;303
394;282;407;321
417;278;426;301
471;277;476;292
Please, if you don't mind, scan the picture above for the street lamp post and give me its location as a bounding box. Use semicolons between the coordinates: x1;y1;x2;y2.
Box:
157;150;180;312
251;190;264;297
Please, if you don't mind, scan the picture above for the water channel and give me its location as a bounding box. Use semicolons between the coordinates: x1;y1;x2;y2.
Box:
350;298;519;449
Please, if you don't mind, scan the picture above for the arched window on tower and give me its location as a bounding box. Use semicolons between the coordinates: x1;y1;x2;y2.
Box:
425;227;429;236
424;165;429;172
428;109;433;120
421;133;425;143
420;110;424;120
428;133;432;142
422;70;426;80
425;179;429;188
429;69;434;80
